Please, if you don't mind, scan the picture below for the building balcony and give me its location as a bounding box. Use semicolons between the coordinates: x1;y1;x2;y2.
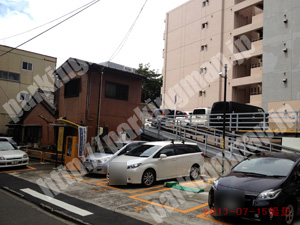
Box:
233;14;264;37
250;94;262;107
234;0;263;12
250;63;263;77
231;72;262;87
233;38;263;62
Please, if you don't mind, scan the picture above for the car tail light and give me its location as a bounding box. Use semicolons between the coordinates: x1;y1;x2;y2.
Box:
162;111;165;116
185;112;188;119
201;153;205;157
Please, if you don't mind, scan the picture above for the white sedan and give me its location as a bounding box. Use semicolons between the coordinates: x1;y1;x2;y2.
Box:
108;141;204;186
0;141;29;168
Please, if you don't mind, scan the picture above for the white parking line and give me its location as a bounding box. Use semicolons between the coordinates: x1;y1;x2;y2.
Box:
20;188;93;216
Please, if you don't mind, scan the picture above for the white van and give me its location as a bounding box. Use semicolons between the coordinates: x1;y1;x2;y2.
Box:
107;141;204;186
188;108;211;127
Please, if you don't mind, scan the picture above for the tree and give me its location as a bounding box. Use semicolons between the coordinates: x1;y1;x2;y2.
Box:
136;63;162;103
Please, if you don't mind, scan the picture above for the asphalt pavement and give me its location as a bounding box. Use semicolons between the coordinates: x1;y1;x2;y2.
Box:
0;173;150;225
0;189;73;225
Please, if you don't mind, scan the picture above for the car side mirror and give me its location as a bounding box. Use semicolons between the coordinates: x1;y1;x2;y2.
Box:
160;154;167;159
17;146;21;150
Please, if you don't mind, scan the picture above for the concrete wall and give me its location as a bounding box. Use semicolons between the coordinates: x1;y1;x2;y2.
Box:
262;0;300;111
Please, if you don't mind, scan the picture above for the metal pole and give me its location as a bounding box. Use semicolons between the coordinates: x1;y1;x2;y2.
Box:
222;64;227;174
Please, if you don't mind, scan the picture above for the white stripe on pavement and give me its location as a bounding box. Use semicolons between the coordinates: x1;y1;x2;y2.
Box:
20;188;93;216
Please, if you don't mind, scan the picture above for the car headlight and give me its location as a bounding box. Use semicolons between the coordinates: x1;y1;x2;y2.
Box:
212;180;219;190
127;163;142;169
23;154;28;159
0;156;5;160
97;156;111;163
257;189;281;200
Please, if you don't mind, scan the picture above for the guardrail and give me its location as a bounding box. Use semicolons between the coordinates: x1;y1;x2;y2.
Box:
43;152;64;163
24;149;64;163
141;112;300;158
24;149;43;162
146;110;300;133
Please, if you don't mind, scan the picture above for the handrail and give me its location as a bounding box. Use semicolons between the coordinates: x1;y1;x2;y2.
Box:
23;149;64;163
43;152;64;163
24;149;43;162
142;110;300;160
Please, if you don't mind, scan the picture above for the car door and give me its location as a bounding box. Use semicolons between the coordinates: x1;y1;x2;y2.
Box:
287;164;300;214
154;145;177;179
174;144;191;177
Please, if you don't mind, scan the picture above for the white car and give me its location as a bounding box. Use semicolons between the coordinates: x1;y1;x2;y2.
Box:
83;141;145;174
0;141;29;168
108;141;204;186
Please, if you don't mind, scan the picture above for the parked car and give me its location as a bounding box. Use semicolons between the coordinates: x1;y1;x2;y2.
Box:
208;151;300;225
209;101;268;130
0;137;17;147
183;108;211;127
0;140;29;168
151;109;186;127
108;141;204;186
83;141;145;174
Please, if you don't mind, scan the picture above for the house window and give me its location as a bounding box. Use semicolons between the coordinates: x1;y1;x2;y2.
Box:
64;78;81;98
22;62;33;71
0;70;20;82
105;82;129;101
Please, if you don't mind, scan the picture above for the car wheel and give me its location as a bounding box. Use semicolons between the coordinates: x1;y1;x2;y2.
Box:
142;169;156;187
190;164;200;180
281;203;295;225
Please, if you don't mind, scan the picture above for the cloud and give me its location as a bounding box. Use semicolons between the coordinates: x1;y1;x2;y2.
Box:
0;0;31;18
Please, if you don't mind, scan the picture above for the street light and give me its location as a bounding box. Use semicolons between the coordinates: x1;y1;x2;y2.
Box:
219;64;227;175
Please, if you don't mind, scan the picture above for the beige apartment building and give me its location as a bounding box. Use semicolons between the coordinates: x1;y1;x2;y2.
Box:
162;0;300;113
0;45;56;135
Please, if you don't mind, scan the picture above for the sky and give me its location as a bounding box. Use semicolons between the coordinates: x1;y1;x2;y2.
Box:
0;0;188;72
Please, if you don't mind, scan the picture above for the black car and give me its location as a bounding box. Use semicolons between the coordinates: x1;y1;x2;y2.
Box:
208;151;300;225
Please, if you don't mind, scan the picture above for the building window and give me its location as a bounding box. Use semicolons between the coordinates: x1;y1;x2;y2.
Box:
201;44;207;51
64;78;81;98
105;82;129;101
203;1;206;7
200;67;207;74
22;62;33;71
202;22;208;29
0;70;20;82
19;92;30;102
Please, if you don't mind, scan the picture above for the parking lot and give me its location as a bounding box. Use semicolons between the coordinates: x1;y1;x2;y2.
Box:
4;157;298;225
0;159;264;224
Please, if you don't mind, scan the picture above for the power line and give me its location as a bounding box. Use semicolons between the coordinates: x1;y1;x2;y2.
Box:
0;0;101;58
108;0;148;62
0;0;99;41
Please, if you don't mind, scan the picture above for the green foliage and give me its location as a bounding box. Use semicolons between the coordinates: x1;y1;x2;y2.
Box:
136;63;162;103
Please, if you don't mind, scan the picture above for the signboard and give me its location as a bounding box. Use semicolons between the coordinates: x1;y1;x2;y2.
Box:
78;126;87;157
57;127;64;152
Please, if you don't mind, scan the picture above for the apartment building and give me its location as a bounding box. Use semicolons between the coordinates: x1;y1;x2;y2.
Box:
161;0;300;113
0;45;57;135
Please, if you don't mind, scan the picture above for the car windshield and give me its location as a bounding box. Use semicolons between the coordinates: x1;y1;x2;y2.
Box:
97;142;126;154
233;157;294;177
0;142;16;151
125;145;161;157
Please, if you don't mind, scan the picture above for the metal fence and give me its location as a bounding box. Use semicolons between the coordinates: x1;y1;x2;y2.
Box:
142;112;300;160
